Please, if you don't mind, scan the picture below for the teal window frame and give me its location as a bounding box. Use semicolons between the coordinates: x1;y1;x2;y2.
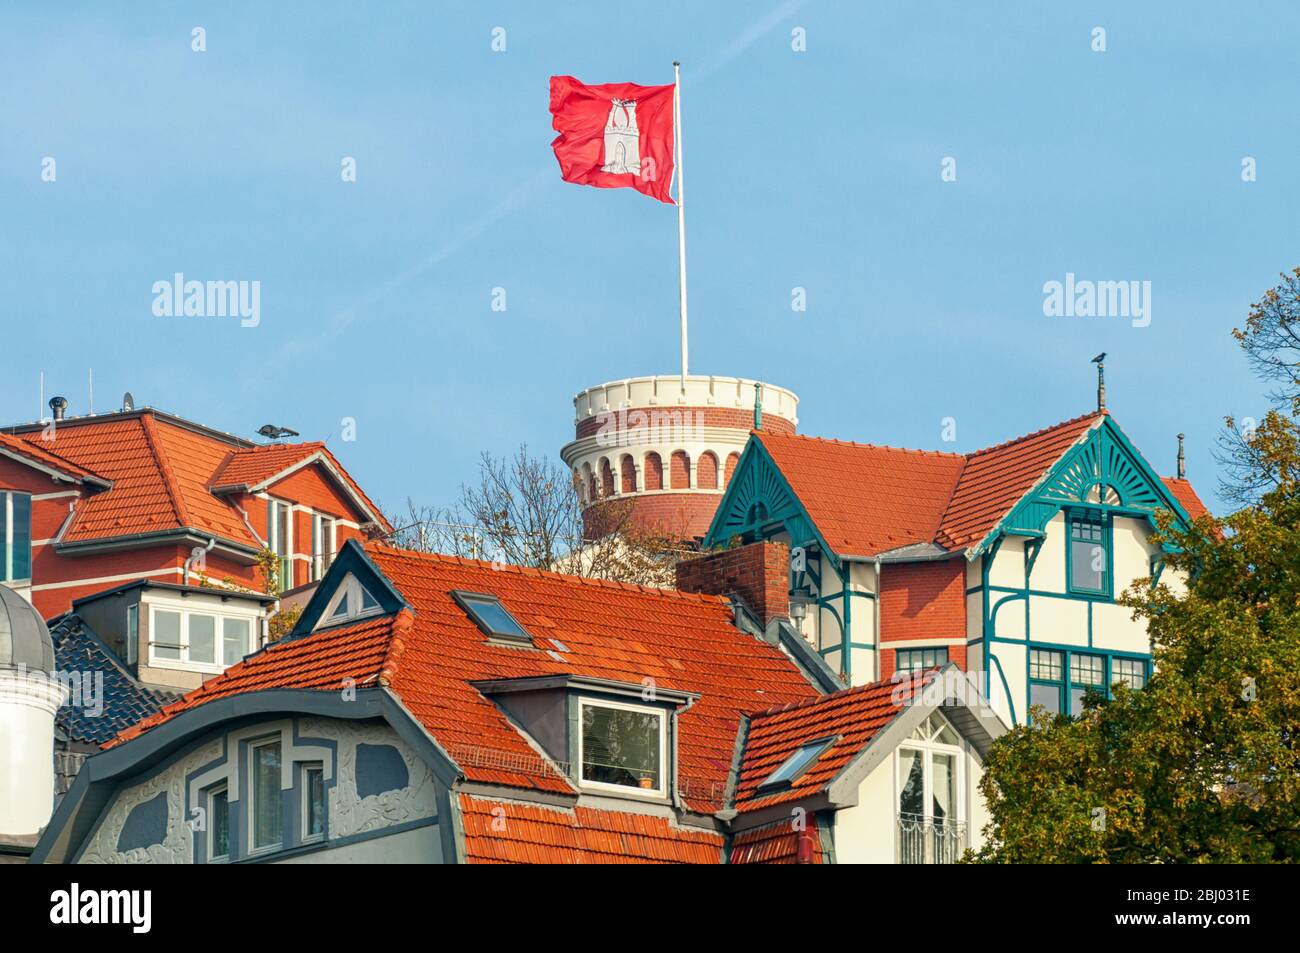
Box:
1065;508;1112;599
896;647;948;672
1027;646;1150;722
0;491;33;583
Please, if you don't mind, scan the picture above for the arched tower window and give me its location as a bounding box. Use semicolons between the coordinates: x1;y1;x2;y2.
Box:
697;451;719;489
724;452;740;487
600;458;616;498
583;463;596;503
644;452;664;490
620;454;637;494
670;451;691;489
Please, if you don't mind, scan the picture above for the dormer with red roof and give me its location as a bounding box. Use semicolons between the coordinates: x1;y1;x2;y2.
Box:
701;411;1212;727
0;403;390;690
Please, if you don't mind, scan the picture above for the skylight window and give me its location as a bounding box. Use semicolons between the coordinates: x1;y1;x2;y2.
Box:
452;591;531;644
759;736;837;790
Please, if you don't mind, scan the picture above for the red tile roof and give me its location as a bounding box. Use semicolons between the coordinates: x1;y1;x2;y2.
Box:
1161;477;1211;521
937;412;1103;549
458;794;724;864
733;676;927;813
756;412;1138;556
0;431;107;484
113;542;821;811
210;442;327;489
757;432;966;556
7;411;386;546
729;815;828;864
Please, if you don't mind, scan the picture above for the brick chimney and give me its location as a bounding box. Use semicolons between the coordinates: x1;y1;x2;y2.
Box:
676;540;790;629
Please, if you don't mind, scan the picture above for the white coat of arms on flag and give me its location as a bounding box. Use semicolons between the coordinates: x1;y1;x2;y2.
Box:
601;98;640;175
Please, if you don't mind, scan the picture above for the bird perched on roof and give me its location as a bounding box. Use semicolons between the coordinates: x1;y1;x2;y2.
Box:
256;424;299;441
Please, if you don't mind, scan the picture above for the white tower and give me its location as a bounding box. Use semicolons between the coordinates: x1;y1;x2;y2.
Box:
601;99;641;176
0;586;65;838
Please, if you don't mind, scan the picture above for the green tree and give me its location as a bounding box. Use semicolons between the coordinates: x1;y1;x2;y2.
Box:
975;274;1300;863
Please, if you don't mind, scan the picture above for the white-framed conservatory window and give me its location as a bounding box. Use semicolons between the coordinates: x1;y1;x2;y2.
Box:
896;714;966;864
578;698;667;797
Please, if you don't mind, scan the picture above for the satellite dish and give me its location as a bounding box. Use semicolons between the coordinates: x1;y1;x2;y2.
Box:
122;392;135;412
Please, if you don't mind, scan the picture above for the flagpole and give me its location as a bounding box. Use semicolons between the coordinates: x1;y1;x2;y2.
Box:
673;60;689;392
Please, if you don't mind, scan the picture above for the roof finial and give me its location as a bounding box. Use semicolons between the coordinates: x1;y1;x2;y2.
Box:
1177;432;1185;479
753;382;763;431
1091;352;1106;411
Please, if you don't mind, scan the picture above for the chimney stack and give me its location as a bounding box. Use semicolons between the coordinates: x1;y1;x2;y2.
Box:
49;396;68;421
676;540;790;631
1177;433;1186;479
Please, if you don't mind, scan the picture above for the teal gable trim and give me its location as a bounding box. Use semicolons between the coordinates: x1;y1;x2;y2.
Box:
972;416;1191;558
702;436;838;562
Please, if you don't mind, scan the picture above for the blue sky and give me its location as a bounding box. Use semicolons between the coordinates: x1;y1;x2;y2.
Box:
3;1;1296;516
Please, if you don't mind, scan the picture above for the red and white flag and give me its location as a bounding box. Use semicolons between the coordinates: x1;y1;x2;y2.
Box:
549;75;676;204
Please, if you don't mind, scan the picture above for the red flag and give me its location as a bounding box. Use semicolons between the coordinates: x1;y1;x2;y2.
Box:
549;75;676;204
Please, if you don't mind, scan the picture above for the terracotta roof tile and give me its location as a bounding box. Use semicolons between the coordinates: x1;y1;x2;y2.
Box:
1161;477;1211;521
729;815;827;864
0;431;106;484
734;675;927;813
459;794;723;863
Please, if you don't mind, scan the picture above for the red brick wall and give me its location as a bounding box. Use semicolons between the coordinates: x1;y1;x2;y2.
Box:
878;559;966;643
676;540;789;628
644;453;664;491
670;451;691;489
697;452;718;489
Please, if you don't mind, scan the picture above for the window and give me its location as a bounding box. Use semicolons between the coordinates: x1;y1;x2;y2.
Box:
320;575;384;627
223;618;251;666
1068;509;1110;596
302;763;326;841
251;739;282;851
1112;657;1148;690
208;784;230;861
267;499;293;591
578;699;666;796
148;605;257;671
760;737;836;790
1030;648;1150;720
896;647;948;672
1069;652;1105;713
0;491;32;582
452;591;530;644
1029;648;1065;716
310;515;336;582
897;715;964;863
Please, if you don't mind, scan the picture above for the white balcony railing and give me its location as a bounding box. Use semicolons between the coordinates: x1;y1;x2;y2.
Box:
897;812;967;864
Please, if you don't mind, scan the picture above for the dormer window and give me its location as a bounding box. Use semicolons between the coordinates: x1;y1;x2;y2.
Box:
578;698;666;797
452;591;531;645
320;574;382;627
759;736;837;791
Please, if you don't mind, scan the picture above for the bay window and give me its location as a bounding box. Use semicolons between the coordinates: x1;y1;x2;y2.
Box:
0;491;32;583
578;698;666;796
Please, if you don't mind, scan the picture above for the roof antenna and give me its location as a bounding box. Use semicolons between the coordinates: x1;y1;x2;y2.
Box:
88;368;94;414
1176;432;1186;479
1091;352;1106;411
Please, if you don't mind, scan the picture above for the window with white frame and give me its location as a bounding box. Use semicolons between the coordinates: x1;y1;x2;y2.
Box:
578;698;667;796
147;604;258;672
0;491;32;583
898;716;961;823
250;737;283;852
310;514;336;582
319;574;383;627
267;498;293;591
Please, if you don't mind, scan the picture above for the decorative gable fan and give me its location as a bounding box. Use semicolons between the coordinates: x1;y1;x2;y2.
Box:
318;573;382;628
